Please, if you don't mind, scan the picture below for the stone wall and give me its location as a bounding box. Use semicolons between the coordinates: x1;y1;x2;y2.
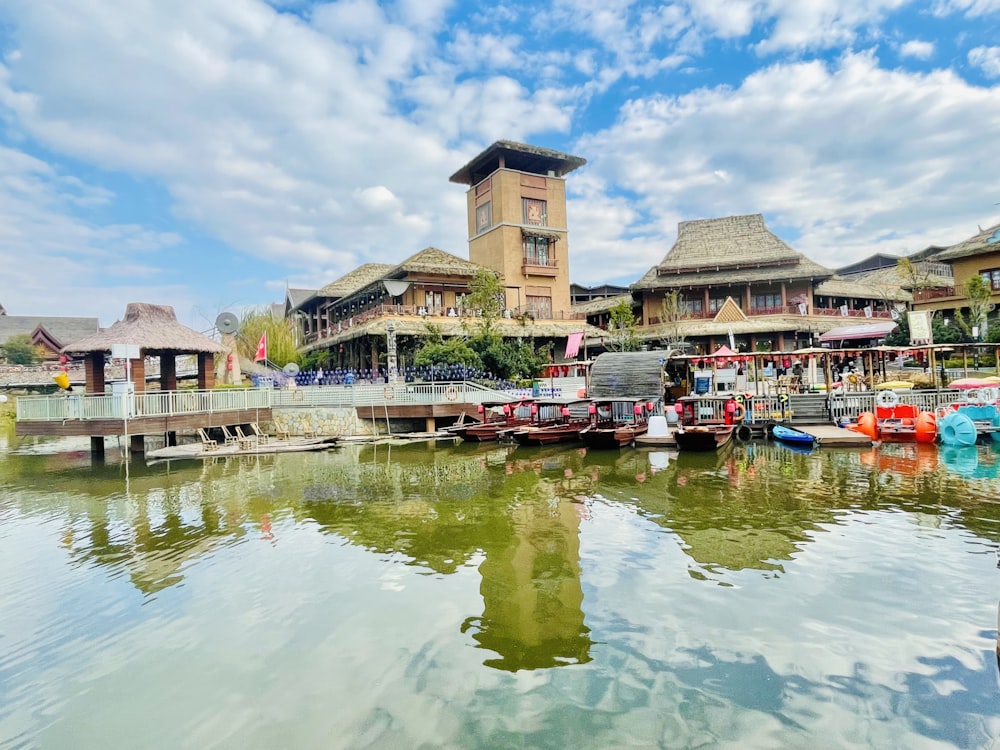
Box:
268;407;375;437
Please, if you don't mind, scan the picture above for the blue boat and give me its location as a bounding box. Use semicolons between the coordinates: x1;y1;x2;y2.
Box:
772;424;815;447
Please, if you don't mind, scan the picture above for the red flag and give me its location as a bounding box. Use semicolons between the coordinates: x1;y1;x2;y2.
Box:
254;331;267;362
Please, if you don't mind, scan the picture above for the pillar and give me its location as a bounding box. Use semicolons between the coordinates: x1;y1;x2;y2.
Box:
780;282;787;308
161;355;177;391
164;431;177;446
197;352;215;390
130;357;145;393
370;338;380;379
425;416;436;432
85;352;106;394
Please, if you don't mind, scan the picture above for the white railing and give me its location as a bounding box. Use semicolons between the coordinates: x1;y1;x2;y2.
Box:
270;381;509;408
827;389;963;423
16;388;272;422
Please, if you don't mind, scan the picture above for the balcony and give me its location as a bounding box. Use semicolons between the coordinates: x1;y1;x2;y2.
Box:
912;287;956;303
522;258;559;276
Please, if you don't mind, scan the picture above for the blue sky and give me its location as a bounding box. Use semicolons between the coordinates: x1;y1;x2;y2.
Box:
1;0;1000;329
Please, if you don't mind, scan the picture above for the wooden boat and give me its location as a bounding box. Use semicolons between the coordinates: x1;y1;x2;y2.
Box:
580;399;652;449
454;400;534;442
674;424;735;452
771;424;815;447
509;397;592;446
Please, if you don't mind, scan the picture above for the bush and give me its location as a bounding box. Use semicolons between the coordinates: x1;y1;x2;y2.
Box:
2;334;37;365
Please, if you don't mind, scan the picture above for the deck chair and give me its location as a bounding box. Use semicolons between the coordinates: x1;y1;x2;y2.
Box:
220;425;241;447
248;423;271;444
197;428;219;451
234;425;257;447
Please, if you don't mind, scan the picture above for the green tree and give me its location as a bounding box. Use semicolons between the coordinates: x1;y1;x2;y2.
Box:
606;299;641;352
464;268;505;338
414;338;482;370
953;274;993;342
2;334;38;364
236;308;300;368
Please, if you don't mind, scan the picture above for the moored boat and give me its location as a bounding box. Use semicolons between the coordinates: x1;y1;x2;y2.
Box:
579;398;653;449
771;424;815;447
454;400;534;442
674;424;735;452
509;397;592;446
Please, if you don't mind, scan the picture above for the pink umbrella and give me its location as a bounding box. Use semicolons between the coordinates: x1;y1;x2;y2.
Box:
948;377;994;390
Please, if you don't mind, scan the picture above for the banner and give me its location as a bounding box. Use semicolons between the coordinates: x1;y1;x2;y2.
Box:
564;332;584;359
797;302;808;315
907;310;932;345
839;304;849;317
254;332;267;362
863;306;873;318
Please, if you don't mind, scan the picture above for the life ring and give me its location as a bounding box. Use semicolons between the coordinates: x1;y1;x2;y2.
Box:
876;390;899;408
736;424;752;441
732;404;746;422
383;386;395;400
445;386;458;402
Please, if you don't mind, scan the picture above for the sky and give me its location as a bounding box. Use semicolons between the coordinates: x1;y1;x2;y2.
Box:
1;0;1000;330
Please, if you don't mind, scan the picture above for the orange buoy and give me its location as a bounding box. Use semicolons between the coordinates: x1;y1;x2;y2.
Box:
857;411;878;440
914;411;937;444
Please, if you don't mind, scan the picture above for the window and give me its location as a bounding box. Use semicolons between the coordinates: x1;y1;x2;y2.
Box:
476;202;492;234
680;296;703;315
709;296;730;312
980;269;1000;291
751;294;781;311
523;236;552;266
526;295;552;319
522;198;547;226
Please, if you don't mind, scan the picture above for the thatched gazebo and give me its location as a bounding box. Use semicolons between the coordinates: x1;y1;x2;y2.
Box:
63;303;226;395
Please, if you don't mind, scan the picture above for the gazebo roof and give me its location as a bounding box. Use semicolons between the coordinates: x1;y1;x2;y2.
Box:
317;263;395;300
387;247;485;278
63;303;226;356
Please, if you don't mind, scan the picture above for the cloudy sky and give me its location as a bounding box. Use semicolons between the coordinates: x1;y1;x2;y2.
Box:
2;0;999;328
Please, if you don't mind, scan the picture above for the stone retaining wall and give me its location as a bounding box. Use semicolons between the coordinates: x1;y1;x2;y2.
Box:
268;407;375;437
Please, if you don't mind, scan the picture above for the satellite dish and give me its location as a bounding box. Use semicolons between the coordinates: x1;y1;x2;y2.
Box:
283;362;301;375
215;312;239;334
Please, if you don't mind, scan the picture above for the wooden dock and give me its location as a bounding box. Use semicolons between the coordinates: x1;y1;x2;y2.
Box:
147;436;337;462
792;424;872;446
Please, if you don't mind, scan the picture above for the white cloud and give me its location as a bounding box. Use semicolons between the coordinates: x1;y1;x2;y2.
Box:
753;0;909;54
969;45;1000;77
573;50;1000;279
933;0;1000;16
899;39;935;59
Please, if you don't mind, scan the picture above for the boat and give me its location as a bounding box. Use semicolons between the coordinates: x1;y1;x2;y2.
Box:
771;424;815;447
509;397;592;446
674;424;735;452
852;390;937;443
454;400;534;442
579;399;652;449
634;415;676;447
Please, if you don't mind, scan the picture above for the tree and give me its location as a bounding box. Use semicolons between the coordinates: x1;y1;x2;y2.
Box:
606;299;641;352
236;308;300;368
464;268;505;339
659;290;688;349
2;334;38;364
896;258;936;292
953;274;993;342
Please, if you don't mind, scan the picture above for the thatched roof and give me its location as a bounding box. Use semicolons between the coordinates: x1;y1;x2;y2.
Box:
63;303;226;355
635;314;852;341
589;351;666;400
387;247;485;278
0;315;99;347
449;140;586;185
635;214;833;289
317;263;394;299
813;275;911;302
924;221;1000;262
853;264;952;291
571;293;634;316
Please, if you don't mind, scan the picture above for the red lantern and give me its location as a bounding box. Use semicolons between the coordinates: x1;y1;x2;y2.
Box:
633;404;642;415
588;403;597;414
477;404;485;413
530;403;538;415
502;404;511;415
646;402;654;412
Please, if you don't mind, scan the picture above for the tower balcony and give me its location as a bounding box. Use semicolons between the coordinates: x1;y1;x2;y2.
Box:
522;258;559;276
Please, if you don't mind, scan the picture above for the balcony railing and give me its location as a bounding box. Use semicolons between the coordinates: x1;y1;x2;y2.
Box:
912;287;956;302
522;258;559;276
812;307;893;318
16;388;272;422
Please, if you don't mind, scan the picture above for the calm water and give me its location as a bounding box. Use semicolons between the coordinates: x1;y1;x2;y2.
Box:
2;426;1000;749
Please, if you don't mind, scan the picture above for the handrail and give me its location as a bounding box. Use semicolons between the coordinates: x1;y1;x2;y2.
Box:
16;388;272;422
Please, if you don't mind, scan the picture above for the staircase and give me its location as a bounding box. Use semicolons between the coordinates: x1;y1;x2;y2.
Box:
788;393;830;424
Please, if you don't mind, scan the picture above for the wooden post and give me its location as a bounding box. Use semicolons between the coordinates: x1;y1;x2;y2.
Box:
161;355;177;391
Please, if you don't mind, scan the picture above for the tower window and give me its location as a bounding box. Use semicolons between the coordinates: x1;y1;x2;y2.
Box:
523;236;552;266
476;202;492;234
522;198;547;226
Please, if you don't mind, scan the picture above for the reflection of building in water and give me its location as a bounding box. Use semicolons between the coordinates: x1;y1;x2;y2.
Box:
464;492;592;672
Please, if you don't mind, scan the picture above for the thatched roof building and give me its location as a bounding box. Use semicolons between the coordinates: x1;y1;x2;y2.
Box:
589;351;667;400
923;221;1000;262
63;303;225;355
0;314;99;351
634;214;832;290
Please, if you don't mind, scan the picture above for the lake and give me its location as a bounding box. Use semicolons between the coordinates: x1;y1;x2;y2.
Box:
1;429;999;749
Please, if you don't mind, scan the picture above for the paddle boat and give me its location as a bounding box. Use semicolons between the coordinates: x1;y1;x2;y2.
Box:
509;397;592;446
936;386;1000;447
853;389;937;444
771;424;815;447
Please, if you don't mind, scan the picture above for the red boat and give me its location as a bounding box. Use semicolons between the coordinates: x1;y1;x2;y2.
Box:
510;398;592;446
580;399;652;449
454;400;534;442
674;424;735;452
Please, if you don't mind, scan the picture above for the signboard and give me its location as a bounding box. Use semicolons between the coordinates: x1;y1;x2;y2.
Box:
907;310;932;345
111;344;140;360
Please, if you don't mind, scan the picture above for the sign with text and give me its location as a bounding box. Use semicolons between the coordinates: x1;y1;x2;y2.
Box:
907;310;932;345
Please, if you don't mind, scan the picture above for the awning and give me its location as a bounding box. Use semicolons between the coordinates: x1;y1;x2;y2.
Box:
818;321;898;343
